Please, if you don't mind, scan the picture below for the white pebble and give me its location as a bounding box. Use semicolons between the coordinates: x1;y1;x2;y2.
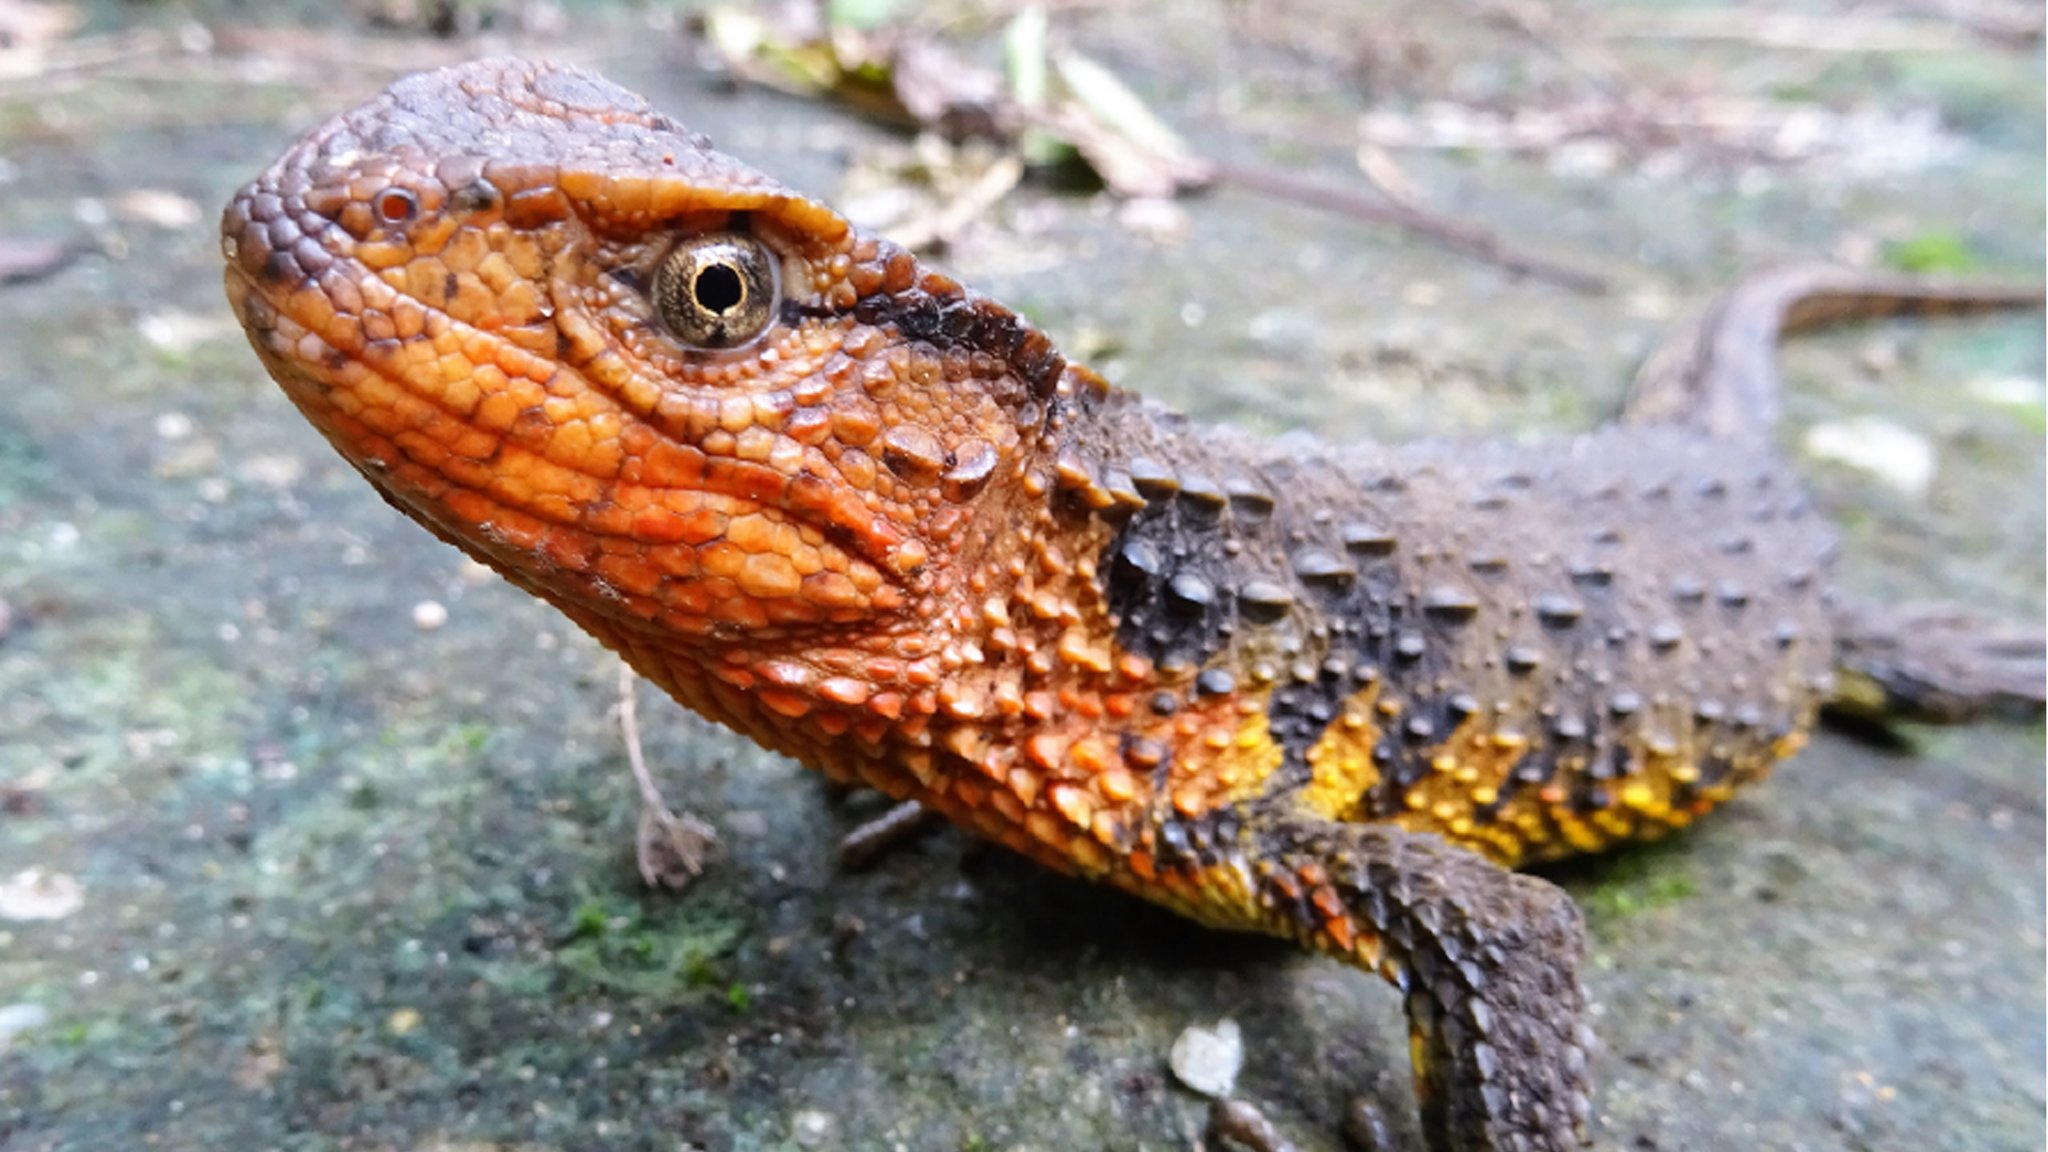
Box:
412;600;449;631
790;1108;838;1147
1169;1017;1243;1098
0;869;84;922
0;1004;49;1050
1803;417;1935;499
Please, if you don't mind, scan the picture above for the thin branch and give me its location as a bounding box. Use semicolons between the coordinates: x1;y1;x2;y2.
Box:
1210;160;1611;294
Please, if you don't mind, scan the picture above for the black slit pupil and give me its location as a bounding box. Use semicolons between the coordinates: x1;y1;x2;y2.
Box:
695;263;744;313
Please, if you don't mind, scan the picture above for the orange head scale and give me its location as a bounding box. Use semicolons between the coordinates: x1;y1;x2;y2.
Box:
222;57;1077;667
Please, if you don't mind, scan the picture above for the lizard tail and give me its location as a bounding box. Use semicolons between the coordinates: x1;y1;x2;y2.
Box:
1623;264;2044;440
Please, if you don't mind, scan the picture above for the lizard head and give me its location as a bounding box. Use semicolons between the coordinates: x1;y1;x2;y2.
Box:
223;57;1073;652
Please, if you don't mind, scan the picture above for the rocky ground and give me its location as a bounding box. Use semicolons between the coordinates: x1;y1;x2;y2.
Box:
1;2;2041;1149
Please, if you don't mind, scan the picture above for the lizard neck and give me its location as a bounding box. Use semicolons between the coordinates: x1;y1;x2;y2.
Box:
575;370;1296;877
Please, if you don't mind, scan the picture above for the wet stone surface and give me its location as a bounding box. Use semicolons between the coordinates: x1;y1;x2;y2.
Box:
0;3;2041;1150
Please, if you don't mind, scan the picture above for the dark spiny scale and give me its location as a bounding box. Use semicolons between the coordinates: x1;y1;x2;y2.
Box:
1567;561;1614;587
851;264;1064;400
1113;536;1164;584
1671;575;1707;605
1154;817;1194;866
1293;548;1357;590
1226;475;1277;521
1588;743;1631;781
1535;594;1584;627
1551;712;1589;743
1177;474;1228;513
1168;573;1215;613
1423;584;1482;622
1127;456;1179;499
1102;468;1144;509
1342;522;1398;557
1103;465;1240;669
1691;746;1737;789
1576;783;1614;816
1513;746;1561;785
1238;580;1295;624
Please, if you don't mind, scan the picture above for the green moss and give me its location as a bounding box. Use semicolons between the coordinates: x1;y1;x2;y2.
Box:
553;892;742;1002
457;723;491;755
1580;851;1700;923
1883;230;1980;275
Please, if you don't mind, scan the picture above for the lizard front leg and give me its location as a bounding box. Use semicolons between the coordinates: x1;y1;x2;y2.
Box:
1159;811;1593;1151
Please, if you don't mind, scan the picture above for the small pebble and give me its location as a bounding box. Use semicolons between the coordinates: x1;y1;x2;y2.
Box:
0;869;83;922
1169;1017;1243;1098
0;1003;49;1051
1803;417;1935;499
110;188;202;229
1118;196;1189;243
790;1108;837;1148
1208;1097;1297;1152
1966;374;2044;408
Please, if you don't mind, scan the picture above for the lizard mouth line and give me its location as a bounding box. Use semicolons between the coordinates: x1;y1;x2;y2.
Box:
225;259;918;591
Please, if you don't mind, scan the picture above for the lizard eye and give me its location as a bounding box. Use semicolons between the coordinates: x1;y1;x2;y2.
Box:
373;187;419;226
653;231;780;350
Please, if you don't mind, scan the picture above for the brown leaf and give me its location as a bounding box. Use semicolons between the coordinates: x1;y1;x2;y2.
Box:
0;236;73;284
0;0;79;77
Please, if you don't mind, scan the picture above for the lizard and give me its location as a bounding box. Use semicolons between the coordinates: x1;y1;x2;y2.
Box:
218;57;2043;1151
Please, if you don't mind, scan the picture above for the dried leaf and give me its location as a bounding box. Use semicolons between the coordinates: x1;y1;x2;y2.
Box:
1003;6;1069;167
1044;51;1210;198
0;0;80;79
826;0;903;33
111;188;203;229
0;236;72;284
892;33;1004;140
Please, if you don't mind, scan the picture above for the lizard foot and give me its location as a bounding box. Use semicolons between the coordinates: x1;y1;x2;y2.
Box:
635;804;718;890
617;661;718;890
1223;815;1594;1152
